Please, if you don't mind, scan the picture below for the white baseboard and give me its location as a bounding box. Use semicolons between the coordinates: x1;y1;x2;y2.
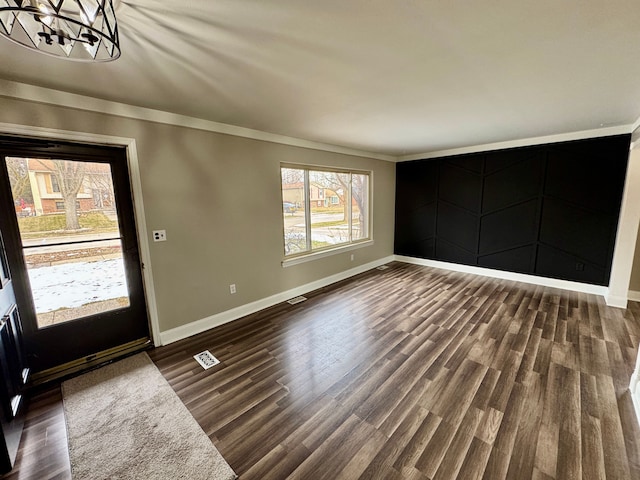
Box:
160;255;635;345
159;255;395;345
393;255;609;297
632;370;640;427
605;293;628;309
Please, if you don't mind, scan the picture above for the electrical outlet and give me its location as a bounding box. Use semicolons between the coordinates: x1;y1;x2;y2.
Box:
575;262;584;271
350;254;354;261
230;284;236;294
153;230;167;242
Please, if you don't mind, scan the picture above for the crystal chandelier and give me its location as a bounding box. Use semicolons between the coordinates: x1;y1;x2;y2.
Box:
0;0;120;61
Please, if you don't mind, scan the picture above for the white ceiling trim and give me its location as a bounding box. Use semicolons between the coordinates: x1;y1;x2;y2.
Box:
397;125;635;162
1;79;636;164
0;79;396;162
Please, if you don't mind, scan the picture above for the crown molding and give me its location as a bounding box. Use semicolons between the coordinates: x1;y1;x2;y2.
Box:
397;125;635;162
0;79;396;162
2;79;638;164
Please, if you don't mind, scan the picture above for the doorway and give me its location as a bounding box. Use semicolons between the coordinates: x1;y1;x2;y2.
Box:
0;137;150;376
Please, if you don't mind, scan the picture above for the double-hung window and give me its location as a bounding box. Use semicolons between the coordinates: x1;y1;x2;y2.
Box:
281;165;371;258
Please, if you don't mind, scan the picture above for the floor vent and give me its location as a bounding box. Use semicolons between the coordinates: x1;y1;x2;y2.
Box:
287;296;307;305
376;265;390;270
193;351;221;370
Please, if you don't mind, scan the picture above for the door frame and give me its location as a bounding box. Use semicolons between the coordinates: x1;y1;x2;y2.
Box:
0;122;161;348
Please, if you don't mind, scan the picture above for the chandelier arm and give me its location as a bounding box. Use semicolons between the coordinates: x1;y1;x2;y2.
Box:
0;0;120;62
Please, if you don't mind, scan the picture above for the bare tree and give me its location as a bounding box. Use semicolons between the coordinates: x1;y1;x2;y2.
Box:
6;157;33;204
53;160;86;231
351;174;368;238
85;163;115;210
310;171;348;219
281;167;304;185
315;172;367;237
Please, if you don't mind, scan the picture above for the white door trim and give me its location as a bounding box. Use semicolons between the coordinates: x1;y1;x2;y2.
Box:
0;122;162;346
606;133;640;308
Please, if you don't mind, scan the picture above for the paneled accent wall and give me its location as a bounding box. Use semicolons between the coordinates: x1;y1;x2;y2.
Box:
394;135;631;286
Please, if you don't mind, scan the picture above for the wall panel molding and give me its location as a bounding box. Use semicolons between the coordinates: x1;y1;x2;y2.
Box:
394;135;631;287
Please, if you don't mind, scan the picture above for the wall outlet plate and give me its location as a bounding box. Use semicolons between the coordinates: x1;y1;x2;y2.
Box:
153;230;167;242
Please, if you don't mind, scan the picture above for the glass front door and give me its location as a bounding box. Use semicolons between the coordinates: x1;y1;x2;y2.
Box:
0;139;149;375
8;157;130;327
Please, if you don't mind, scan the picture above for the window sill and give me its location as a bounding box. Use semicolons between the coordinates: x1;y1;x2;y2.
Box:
282;240;374;268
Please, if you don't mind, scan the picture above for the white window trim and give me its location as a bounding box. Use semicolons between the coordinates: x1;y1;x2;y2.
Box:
282;239;374;268
281;163;373;265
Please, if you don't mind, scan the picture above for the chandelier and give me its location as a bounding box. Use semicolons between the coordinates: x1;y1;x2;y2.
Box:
0;0;120;61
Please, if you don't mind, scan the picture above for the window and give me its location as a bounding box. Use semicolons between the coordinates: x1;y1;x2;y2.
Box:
55;200;81;211
50;174;60;193
281;165;370;257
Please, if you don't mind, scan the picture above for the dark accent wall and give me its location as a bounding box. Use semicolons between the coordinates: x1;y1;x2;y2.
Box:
394;135;631;286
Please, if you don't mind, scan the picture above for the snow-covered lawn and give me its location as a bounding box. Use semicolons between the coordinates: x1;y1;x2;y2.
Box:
28;258;128;314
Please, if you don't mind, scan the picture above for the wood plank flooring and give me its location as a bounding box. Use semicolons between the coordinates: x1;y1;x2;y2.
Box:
3;262;640;479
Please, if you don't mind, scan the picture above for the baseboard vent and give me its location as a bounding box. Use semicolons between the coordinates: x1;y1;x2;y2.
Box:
193;351;220;370
287;296;307;305
376;265;390;270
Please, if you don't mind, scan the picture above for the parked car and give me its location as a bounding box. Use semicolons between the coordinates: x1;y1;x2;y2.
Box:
283;202;297;214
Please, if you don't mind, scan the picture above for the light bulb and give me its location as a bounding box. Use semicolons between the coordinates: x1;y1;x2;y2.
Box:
30;0;52;15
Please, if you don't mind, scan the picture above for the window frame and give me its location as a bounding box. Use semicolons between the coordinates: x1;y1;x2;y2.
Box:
280;163;373;266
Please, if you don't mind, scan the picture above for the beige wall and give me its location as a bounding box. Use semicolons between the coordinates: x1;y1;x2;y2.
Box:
0;97;396;333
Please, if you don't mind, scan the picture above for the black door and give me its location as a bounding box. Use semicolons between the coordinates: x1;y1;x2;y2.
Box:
0;210;28;472
0;137;149;375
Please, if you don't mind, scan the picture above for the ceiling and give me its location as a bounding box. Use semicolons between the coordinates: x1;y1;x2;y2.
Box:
1;0;640;157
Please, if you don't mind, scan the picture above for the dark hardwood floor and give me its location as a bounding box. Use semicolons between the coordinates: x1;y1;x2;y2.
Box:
3;261;640;479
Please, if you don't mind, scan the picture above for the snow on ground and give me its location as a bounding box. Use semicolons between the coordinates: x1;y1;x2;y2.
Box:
28;259;129;313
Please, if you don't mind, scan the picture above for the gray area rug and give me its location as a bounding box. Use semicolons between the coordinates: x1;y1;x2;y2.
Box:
62;352;237;480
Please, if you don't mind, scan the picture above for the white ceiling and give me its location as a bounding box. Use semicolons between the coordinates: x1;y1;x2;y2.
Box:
1;0;640;157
